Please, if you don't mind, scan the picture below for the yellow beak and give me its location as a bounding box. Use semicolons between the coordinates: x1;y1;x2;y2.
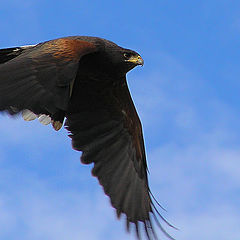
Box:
126;55;144;66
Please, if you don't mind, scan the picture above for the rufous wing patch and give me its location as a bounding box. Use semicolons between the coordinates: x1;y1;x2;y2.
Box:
41;39;97;62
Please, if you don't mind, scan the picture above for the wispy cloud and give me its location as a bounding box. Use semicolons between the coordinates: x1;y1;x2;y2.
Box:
0;161;139;240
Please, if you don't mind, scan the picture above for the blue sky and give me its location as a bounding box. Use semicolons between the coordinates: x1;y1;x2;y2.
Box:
0;1;240;239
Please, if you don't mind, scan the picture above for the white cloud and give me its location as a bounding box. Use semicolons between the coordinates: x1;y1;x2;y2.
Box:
171;205;240;240
0;164;139;240
147;132;240;240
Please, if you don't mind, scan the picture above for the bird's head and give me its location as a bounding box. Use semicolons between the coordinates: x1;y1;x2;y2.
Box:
122;49;144;67
114;49;144;73
80;38;144;76
112;49;144;73
100;40;144;74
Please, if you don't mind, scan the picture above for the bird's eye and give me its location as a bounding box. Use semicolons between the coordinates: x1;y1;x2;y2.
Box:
124;53;131;59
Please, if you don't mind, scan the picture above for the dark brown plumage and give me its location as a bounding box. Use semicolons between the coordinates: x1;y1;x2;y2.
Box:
0;36;174;240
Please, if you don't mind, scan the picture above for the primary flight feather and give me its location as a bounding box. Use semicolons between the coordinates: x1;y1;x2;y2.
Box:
0;36;174;240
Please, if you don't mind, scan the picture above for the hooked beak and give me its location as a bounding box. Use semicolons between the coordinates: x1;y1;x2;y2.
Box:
126;55;144;66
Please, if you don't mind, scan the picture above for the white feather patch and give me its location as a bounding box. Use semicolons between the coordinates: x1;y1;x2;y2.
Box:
22;110;37;121
13;44;37;52
22;110;54;127
20;44;37;49
38;114;52;125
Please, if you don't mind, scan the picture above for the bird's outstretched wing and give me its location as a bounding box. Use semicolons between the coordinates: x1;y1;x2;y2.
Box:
65;77;174;240
0;37;175;239
0;38;98;125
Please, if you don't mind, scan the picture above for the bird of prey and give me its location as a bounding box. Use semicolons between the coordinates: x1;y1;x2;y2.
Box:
0;36;175;239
